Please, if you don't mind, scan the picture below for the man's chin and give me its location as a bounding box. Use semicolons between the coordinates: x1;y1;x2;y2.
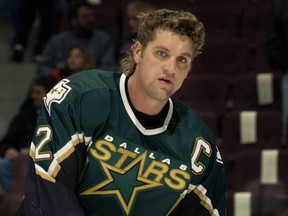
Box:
154;91;173;102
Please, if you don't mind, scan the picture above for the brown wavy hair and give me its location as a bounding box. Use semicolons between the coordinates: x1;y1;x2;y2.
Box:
120;9;206;76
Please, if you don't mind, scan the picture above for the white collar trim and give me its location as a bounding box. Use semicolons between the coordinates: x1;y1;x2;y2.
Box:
119;74;173;136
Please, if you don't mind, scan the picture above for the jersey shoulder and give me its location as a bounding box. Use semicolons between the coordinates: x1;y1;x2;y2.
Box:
43;70;121;116
68;69;120;92
171;97;216;144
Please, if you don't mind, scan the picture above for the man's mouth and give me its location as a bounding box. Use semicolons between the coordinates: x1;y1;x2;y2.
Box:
159;77;172;84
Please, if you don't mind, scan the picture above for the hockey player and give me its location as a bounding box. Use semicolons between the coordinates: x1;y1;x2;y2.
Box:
18;8;226;216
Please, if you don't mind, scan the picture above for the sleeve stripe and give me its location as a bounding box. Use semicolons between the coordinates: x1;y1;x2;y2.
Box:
35;164;56;183
48;140;75;178
31;132;91;181
48;133;91;178
167;183;220;216
193;184;220;216
166;183;196;215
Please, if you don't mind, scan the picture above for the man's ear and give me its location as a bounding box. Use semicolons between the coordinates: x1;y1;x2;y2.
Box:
132;41;142;64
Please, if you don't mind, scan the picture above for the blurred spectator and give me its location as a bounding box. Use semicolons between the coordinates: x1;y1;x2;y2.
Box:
266;0;288;144
0;76;57;193
10;0;56;63
37;0;116;76
117;0;154;60
0;0;19;21
50;44;95;80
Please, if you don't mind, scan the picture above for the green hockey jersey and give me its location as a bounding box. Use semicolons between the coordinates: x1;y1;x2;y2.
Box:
21;70;226;216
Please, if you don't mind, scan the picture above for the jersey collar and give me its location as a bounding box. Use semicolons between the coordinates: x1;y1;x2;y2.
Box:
119;74;173;136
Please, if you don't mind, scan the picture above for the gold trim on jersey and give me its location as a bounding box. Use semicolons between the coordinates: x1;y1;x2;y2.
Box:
31;132;91;182
166;184;220;216
80;152;162;215
166;184;196;215
34;164;56;183
193;184;220;216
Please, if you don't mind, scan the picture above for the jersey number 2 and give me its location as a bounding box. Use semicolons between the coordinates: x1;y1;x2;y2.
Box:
35;126;53;160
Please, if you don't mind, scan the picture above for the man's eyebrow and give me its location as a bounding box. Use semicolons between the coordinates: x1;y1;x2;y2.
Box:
154;45;169;52
154;45;192;58
181;52;193;58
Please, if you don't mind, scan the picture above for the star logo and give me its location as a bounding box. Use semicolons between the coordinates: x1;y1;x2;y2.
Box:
49;88;61;94
80;152;162;215
43;79;71;116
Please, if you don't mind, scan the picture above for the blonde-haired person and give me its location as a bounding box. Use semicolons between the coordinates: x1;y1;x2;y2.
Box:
18;9;226;216
50;44;96;80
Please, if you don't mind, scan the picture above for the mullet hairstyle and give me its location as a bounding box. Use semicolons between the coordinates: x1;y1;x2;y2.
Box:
120;9;206;76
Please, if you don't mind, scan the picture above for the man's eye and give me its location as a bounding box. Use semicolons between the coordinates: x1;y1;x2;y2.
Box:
177;56;187;63
157;50;167;57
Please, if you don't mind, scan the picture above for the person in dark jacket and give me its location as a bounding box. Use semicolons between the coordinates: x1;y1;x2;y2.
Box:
0;76;57;193
37;1;115;76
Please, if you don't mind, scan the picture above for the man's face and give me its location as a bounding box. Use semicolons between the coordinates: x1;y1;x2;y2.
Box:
74;6;95;35
132;29;193;102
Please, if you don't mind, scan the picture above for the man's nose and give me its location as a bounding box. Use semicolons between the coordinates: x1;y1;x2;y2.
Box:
163;57;177;75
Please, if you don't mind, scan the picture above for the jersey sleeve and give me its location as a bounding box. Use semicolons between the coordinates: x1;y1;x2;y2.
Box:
195;144;227;215
170;139;227;216
22;78;89;215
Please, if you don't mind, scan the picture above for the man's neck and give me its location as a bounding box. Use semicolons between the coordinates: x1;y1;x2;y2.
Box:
127;75;168;116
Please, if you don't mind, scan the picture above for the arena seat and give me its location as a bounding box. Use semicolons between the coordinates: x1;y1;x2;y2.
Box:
229;149;288;216
192;39;248;78
174;75;230;117
222;110;282;159
230;73;282;111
